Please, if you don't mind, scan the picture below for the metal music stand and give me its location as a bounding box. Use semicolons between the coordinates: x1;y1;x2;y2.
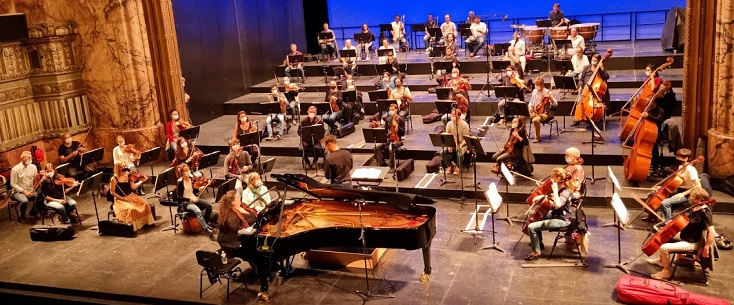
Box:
603;170;630;274
435;87;452;100
138;146;161;180
367;89;388;102
494;86;519;103
287;54;304;66
480;182;507;253
374;63;394;76
535;19;552;28
552;39;572;58
258;101;281;115
362;127;388;155
582;112;606;184
429;45;446;58
461;136;490;243
256;157;277;181
505;100;530;120
80;147;104;174
339;49;357;60
553;75;577;100
428;133;456;187
214;178;237;203
363;102;378;116
301;124;325;176
152;167;179;232
178;125;200;141
376;99;395;115
299;102;331;116
77;172;102;227
376;49;394;59
198;151;221;178
435;100;454;124
492;43;511;56
492;60;511;71
552;60;573;74
353;33;370;44
427;28;442;43
343;90;358;105
55;163;70;177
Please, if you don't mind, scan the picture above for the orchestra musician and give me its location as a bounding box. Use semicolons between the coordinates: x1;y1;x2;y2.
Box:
171;136;203;170
505;45;525;79
441;107;471;175
563;147;586;198
165;109;190;153
509;32;527;71
319;23;337;61
282;77;301;122
217;190;257;258
323;80;343;133
340;39;357;76
492;65;525;126
374;103;405;168
10;151;42;221
440;14;458;44
322;135;353;186
176;163;215;239
442;93;469;124
646;187;715;280
572;53;609;127
434;38;461;86
113;135;144;194
389;77;412;119
652;148;702;221
233;110;261;163
378;72;396;93
265;85;289;141
423;14;438;53
40;163;79;224
343;76;365;121
377;38;395;64
357;24;375;61
466;16;487;58
284;44;306;83
569;46;589;79
57;132;91;180
466;11;475;23
549;3;566;27
299;106;325;169
568;27;586;53
525;167;575;260
527;77;558;143
242;172;270;213
390;14;406;52
109;161;155;231
492;116;530;168
223;138;253;179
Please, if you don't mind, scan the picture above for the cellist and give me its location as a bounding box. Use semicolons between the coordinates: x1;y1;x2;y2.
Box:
646;187;714;280
572;54;609;127
223;138;253;180
649;148;702;221
525;167;575;261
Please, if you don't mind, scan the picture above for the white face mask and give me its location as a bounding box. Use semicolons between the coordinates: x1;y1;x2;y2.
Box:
506;71;513;77
180;142;187;148
450;116;456;122
271;90;278;94
645;71;652;77
47;172;54;178
566;157;574;164
308;113;316;119
186;171;193;178
65;138;72;144
240;117;247;123
172;115;179;120
284;80;290;85
232;145;240;152
591;60;598;66
451;73;458;78
118;141;125;147
511;123;518;129
23;160;31;166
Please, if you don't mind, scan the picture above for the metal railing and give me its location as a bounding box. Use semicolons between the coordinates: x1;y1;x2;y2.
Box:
326;9;669;50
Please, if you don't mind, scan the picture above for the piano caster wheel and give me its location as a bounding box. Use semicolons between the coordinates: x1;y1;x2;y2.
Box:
257;292;269;301
420;273;430;283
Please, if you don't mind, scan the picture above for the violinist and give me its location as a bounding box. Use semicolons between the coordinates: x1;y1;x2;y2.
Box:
110;161;155;231
342;76;364;122
434;41;461;86
323;80;343;134
9;151;41;221
528;77;558;143
223;138;253;179
217;190;257;258
283;77;301;122
266;85;289;141
165;109;190;152
340;39;358;75
572;53;609;127
646;187;714;280
492;116;530;169
233;111;260;163
492;66;525;126
653;148;702;221
447;68;470;102
525;167;575;260
176;163;215;239
58;132;90;180
374;103;405;168
40;163;79;224
171;136;203;170
389;77;412;119
242;172;270;213
441;107;470;175
322;135;353;186
299;106;325;169
113;135;144;194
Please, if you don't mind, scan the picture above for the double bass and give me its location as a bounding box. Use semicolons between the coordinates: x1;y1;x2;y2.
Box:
618;57;674;140
574;49;612;123
645;156;705;211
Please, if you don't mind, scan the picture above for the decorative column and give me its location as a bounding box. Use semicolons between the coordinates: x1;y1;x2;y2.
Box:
707;1;734;177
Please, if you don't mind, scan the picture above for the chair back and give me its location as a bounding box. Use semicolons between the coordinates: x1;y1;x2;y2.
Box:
196;250;224;270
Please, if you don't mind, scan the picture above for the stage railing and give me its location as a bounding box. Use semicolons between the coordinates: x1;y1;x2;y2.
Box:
326;9;670;51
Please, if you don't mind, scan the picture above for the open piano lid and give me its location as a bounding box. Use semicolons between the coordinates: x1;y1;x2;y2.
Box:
272;173;434;211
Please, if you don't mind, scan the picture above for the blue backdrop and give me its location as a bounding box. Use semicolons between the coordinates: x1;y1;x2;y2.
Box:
327;0;685;29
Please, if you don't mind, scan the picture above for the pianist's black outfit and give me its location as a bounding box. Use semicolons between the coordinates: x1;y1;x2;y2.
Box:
324;148;353;186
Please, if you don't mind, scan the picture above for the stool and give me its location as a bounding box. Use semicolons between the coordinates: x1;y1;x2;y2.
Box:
669;245;718;285
40;206;58;225
7;200;22;222
544;118;560;138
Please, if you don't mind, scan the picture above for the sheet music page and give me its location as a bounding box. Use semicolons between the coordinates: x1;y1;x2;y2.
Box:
352;167;382;179
486;183;503;213
611;193;629;225
608;166;620;191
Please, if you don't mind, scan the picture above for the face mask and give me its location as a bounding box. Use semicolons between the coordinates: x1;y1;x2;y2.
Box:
511;123;518;129
388;110;395;116
23;160;31;166
271;90;278;94
47;172;54;178
172;115;179;120
284;80;290;85
308;113;316;119
450;116;456;122
255;181;263;187
645;71;652;77
118;141;125;147
122;167;130;172
506;71;513;77
566;157;574;164
232;145;240;152
186;171;193;178
65;138;72;144
451;73;458;78
240;117;247;123
591;61;598;66
330;85;336;89
181;142;187;148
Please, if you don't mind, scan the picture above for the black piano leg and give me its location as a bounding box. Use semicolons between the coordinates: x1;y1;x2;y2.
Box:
421;242;432;283
256;257;270;300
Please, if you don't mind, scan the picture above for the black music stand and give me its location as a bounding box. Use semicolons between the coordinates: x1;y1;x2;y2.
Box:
459;27;473;40
363;102;378;116
553;60;573;74
301;124;325;176
287;54;304;66
367;89;388;102
429;133;456;187
153;167;179;232
55;163;70;177
553;39;572;56
582;112;606;184
339;49;357;59
179;125;200;141
362;127;388;154
80;147;104;174
259;101;281;114
435;100;454;125
535;19;553;28
435;87;452;101
492;43;511;56
238;130;263;169
505;100;530;121
376;99;396;114
256;157;277;181
376;49;394;59
553;75;577;100
198;151;220;179
215;178;237;203
343;90;358;105
138;147;161;181
77;172;102;227
495;86;518;102
461;136;489;243
299;102;331;116
374;63;394;76
427;28;442;42
429;45;446;58
492;60;511;71
353;33;371;44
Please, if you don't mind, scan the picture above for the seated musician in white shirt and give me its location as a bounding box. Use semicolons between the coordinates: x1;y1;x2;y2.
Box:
466;16;487;58
340;39;357;75
390;14;406;52
440;14;457;44
377;38;395;64
569;47;589;79
567;27;585;52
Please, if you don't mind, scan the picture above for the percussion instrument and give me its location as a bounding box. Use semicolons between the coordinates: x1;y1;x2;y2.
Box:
521;26;545;44
571;23;599;41
549;26;569;41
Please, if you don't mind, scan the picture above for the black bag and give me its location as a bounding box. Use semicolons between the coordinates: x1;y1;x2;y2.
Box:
98;220;136;237
396;159;415;181
209;211;219;224
337;122;355;138
30;224;75;241
426;155;443;174
422;109;441;124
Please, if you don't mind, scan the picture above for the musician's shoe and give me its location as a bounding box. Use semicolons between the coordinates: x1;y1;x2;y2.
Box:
571;120;581;127
205;227;216;240
528;242;545;250
642;215;657;222
646;257;665;268
650;270;671;280
498;119;506;126
533;137;541;143
524;252;541;261
264;135;273;141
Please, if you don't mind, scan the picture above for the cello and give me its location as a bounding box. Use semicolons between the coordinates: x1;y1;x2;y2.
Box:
525;159;584;205
645;156;705;211
618;58;674;140
619;81;672;145
522;173;573;235
574;49;612;123
641;197;715;256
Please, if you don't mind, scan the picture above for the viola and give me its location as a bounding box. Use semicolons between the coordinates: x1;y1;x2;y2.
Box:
129;170;149;184
53;174;77;188
619;80;672;141
510;75;527;91
175;120;192;129
123;144;142;159
501;126;524;155
193;176;213;189
575;49;612;123
645;156;705;211
389;114;400;143
228;155;239;175
328;95;339;113
535;92;552;115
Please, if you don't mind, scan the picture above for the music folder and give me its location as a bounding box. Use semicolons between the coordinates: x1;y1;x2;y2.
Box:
339;49;357;58
318;32;334;41
353;33;371;43
342;90;357;104
376;49;394;57
287;54;304;64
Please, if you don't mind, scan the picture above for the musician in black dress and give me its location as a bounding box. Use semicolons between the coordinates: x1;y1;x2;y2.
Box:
525;167;574;260
323;81;343;133
374;103;405;168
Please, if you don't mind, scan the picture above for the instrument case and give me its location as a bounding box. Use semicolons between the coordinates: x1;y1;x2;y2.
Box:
30;224;75;241
396;159;415;181
616;275;729;305
98;220;136;238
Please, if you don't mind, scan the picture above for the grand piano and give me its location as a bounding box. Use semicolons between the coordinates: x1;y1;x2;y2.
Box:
237;173;437;296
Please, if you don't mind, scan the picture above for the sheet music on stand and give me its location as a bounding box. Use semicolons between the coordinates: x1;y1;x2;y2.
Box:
608;166;621;191
485;182;503;213
500;162;515;186
610;193;629;226
350;166;390;186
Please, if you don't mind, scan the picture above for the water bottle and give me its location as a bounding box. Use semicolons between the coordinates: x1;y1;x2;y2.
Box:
220;251;228;264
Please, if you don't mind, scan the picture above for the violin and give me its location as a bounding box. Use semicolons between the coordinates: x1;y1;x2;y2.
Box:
575;49;612;123
193;176;213;189
645;156;705;211
510;75;527;91
501;125;524;155
175;120;192;129
190;152;202;171
278;94;287;114
228;155;239;175
399;95;409;111
53;174;77;188
129;170;149;184
328;95;339;113
123;144;142;160
389;114;400;143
